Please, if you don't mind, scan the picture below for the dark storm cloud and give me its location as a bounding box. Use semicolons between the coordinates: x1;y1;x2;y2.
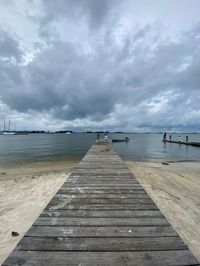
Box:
39;0;120;37
0;0;200;130
2;39;120;119
1;22;200;129
0;31;22;62
0;31;23;106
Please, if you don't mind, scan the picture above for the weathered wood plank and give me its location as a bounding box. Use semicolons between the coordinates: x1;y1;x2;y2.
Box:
65;182;141;186
27;225;177;237
47;197;154;205
58;188;146;194
16;236;187;251
62;185;144;190
72;170;131;174
55;193;150;199
68;176;137;180
3;250;199;266
33;217;170;226
40;209;164;218
69;175;137;178
75;164;129;167
67;179;140;183
69;171;136;174
45;204;159;211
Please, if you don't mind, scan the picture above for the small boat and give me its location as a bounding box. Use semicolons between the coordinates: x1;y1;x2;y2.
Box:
112;137;130;143
1;131;15;135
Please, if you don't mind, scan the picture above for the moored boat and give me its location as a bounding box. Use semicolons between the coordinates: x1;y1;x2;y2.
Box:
112;137;130;143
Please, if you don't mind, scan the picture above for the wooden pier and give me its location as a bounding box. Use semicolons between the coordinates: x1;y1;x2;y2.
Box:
163;139;200;147
3;141;199;265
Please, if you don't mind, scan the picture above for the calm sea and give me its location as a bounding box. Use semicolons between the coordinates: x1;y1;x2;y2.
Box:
0;133;200;166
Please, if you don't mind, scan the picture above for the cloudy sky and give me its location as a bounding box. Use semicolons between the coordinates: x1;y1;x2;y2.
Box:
0;0;200;132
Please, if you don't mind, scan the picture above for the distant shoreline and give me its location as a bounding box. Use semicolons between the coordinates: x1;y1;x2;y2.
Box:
1;131;200;135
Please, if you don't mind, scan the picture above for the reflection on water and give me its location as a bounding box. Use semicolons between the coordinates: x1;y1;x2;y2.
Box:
0;133;200;166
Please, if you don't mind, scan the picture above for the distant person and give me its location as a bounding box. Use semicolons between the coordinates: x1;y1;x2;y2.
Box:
169;135;172;141
104;134;108;141
178;136;182;142
163;132;167;141
97;133;100;140
186;136;189;142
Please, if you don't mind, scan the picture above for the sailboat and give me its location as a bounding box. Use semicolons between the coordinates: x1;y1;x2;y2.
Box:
0;120;16;135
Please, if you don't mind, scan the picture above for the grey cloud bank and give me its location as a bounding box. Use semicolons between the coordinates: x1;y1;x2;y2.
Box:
0;0;200;131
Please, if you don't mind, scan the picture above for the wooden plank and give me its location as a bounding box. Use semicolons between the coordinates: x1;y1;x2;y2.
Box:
75;163;129;166
40;209;164;218
3;250;199;266
33;217;170;226
67;179;140;183
65;182;141;186
27;225;177;237
45;204;159;211
69;174;137;177
67;180;139;183
62;185;144;189
16;236;187;251
55;193;150;199
58;188;146;194
68;176;137;180
47;197;154;205
72;170;131;174
74;166;130;170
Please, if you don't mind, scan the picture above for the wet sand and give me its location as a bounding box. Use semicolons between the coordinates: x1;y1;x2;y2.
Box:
0;160;78;265
127;161;200;262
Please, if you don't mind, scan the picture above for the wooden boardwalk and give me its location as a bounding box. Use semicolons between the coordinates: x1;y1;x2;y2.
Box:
3;141;199;265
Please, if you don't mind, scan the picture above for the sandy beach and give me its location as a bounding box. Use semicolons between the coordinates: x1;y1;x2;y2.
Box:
0;159;200;264
127;160;200;262
0;160;78;265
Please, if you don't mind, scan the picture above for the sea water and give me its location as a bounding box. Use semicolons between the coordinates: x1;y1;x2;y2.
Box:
0;133;200;166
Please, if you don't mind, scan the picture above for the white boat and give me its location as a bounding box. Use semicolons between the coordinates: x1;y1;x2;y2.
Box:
1;131;16;135
0;119;16;135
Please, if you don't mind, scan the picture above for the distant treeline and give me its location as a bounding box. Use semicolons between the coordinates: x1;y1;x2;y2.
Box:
15;131;46;134
55;130;73;133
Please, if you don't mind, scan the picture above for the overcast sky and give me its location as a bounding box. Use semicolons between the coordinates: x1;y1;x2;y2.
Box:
0;0;200;132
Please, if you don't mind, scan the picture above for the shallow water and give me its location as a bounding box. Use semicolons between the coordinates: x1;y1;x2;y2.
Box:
0;133;200;166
